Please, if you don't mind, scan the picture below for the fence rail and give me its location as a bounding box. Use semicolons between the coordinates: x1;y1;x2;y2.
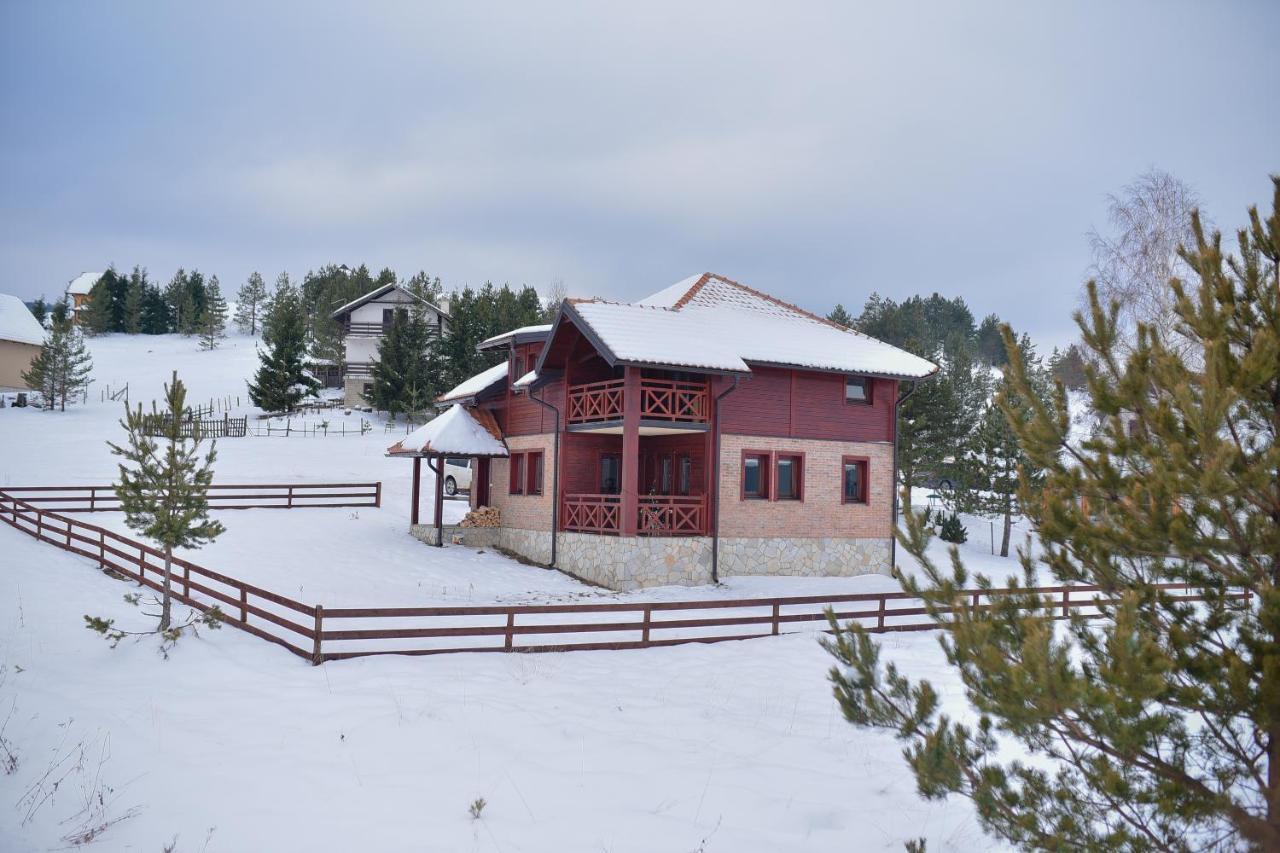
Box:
0;485;1247;665
0;482;381;513
140;414;248;438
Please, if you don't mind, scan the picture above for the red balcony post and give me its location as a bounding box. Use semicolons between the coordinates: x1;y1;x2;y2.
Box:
621;367;640;536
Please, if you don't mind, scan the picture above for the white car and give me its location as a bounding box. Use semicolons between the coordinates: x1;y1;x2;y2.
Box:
443;457;472;496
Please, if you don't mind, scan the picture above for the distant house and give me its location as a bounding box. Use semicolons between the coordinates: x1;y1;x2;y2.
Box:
65;272;104;320
330;283;450;405
0;293;46;392
433;272;938;591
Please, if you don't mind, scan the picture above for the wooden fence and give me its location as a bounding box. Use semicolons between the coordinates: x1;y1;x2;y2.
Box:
140;414;249;438
0;486;1247;665
0;482;381;513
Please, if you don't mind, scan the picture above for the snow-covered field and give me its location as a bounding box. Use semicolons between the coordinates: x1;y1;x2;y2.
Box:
0;332;1024;851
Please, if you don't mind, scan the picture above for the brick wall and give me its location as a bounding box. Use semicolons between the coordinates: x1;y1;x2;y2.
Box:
489;433;555;531
717;434;893;539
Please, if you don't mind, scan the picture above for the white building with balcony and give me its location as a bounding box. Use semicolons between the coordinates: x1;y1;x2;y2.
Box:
331;283;450;406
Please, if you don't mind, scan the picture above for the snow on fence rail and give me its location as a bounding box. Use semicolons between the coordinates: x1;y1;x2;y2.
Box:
0;482;381;513
0;486;1247;665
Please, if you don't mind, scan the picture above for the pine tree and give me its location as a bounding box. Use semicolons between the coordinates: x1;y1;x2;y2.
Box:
197;276;228;350
956;335;1050;556
164;269;190;333
248;276;316;412
108;371;224;631
975;313;1008;366
81;273;118;335
49;297;70;327
29;297;47;327
55;323;94;410
825;178;1280;851
123;266;146;334
21;325;62;407
827;303;854;327
233;271;269;335
308;311;344;367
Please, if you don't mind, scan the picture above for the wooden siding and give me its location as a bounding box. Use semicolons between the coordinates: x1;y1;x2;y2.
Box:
716;369;896;443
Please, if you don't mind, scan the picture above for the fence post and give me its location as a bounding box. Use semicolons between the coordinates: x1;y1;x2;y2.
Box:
504;611;515;650
36;511;42;541
1062;588;1069;619
312;605;324;665
239;587;248;623
137;546;146;583
374;482;382;508
99;530;105;568
771;603;780;636
287;485;294;509
876;596;886;631
65;519;72;548
183;564;190;599
642;606;652;644
89;487;96;512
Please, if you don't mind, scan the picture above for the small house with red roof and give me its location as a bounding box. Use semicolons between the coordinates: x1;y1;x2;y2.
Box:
434;273;937;590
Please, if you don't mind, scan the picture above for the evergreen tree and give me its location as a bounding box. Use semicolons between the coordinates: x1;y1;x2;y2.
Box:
123;266;147;334
957;334;1050;556
197;276;228;350
164;269;191;333
827;303;854;328
81;269;121;335
140;283;170;334
308;311;345;367
233;271;269;334
1047;343;1088;391
29;297;47;327
22;316;93;411
108;371;224;631
49;297;70;327
248;276;316;412
825;179;1280;851
975;313;1008;366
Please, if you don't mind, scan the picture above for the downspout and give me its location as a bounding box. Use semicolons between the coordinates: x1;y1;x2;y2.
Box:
528;384;561;568
892;381;920;573
710;376;741;584
426;455;443;547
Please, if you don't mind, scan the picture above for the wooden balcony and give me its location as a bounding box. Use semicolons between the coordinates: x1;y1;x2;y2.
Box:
566;378;709;432
344;322;390;337
561;493;706;536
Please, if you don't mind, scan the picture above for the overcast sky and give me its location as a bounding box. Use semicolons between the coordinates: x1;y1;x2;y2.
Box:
2;2;1276;346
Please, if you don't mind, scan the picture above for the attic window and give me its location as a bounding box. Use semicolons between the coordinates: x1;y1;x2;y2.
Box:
845;376;872;404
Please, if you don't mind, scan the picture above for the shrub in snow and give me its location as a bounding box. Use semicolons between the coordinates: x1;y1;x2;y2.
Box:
937;512;966;544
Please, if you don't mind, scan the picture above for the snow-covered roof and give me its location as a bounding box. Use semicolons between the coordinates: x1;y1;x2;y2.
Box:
66;272;104;296
0;293;47;346
561;273;938;379
436;360;509;404
387;404;508;457
513;370;538;389
478;324;553;351
331;283;451;320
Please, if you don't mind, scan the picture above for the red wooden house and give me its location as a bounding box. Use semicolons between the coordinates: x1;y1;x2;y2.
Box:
438;273;937;591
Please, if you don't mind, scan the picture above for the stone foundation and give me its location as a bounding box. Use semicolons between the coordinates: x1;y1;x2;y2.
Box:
412;524;893;591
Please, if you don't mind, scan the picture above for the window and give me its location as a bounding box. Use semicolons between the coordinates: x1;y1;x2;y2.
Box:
678;455;691;496
742;453;769;499
659;456;673;494
776;454;803;500
599;454;621;494
845;375;872;404
842;457;869;504
526;451;544;495
509;453;526;494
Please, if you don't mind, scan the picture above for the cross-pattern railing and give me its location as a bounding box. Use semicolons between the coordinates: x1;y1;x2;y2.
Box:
567;379;625;424
640;379;708;422
561;493;621;534
638;494;705;535
566;378;710;426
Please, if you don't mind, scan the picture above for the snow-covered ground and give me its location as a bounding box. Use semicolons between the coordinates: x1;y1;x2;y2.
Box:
0;332;1030;850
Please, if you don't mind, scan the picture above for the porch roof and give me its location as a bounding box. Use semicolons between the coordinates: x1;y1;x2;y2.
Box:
386;404;508;458
436;360;509;404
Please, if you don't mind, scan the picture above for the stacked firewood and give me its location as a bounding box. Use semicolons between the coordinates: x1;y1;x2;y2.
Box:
460;506;501;528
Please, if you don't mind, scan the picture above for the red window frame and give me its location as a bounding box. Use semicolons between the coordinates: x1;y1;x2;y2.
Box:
775;453;804;501
509;452;526;495
844;375;873;405
841;456;869;504
740;450;770;500
526;450;544;496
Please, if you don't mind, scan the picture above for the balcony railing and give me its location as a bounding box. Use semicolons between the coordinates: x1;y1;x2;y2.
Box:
344;322;390;337
561;493;706;536
561;494;621;534
344;362;374;378
637;494;705;536
566;378;709;426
